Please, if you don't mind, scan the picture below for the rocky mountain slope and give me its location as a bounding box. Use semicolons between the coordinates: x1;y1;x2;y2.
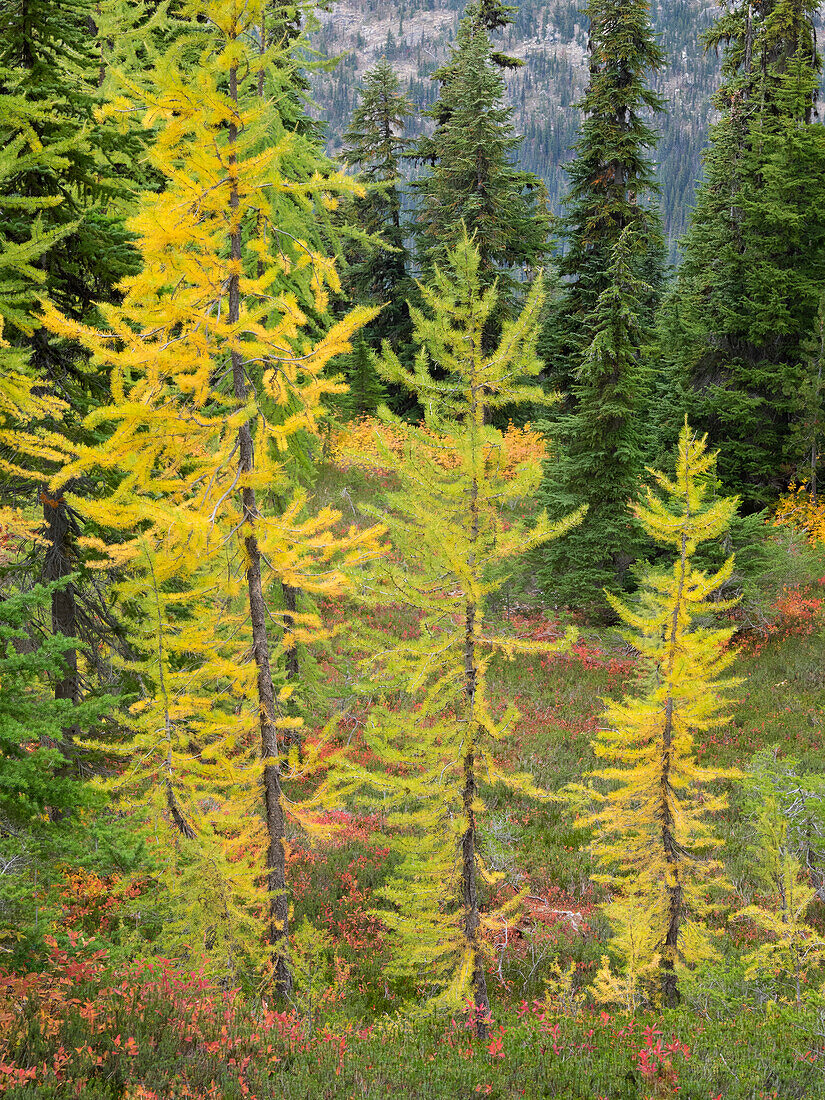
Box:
308;0;723;251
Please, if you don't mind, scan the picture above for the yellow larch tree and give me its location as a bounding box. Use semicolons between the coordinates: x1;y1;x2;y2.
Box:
733;753;825;1006
343;235;583;1034
100;537;270;983
41;0;384;995
583;422;741;1008
0;91;70;544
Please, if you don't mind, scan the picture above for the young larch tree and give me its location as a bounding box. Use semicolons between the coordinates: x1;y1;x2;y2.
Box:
345;235;582;1032
582;422;740;1007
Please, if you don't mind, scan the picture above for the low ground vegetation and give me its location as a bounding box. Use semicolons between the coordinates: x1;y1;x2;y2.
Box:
4;448;825;1097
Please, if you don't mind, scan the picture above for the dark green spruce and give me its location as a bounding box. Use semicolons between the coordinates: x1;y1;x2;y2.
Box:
536;0;665;614
411;1;552;302
663;0;825;509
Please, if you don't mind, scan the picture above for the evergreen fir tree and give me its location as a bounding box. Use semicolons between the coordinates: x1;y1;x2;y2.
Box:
667;0;825;508
0;0;145;710
0;88;69;458
534;0;665;613
340;59;414;356
552;0;666;388
411;4;551;301
790;295;825;499
339;333;388;417
0;582;110;962
536;227;651;614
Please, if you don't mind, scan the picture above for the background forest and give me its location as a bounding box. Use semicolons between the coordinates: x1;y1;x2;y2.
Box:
3;0;825;1097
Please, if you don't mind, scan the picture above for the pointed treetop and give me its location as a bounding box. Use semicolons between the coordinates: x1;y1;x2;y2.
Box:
378;231;554;423
636;420;741;558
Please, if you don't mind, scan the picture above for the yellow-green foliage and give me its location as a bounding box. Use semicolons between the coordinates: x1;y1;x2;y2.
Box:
40;0;385;978
735;760;825;1005
582;422;741;1007
0;96;71;538
347;235;583;1013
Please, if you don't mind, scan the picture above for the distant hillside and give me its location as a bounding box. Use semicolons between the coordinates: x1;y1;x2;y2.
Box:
308;0;722;253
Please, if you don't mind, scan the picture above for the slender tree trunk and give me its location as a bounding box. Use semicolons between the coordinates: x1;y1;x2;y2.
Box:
145;550;197;842
282;580;301;750
41;487;81;822
90;7;106;88
258;5;266;98
42;489;80;707
228;53;292;997
660;521;690;1008
462;384;490;1038
462;607;490;1037
282;581;299;681
660;696;682;1009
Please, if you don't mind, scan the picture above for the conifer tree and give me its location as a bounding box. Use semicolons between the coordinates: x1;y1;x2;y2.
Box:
536;227;650;613
0;0;146;710
735;759;825;1005
791;295;825;500
341;60;414;356
339;333;388;417
535;0;665;612
0;90;68;530
85;536;275;981
411;5;551;300
345;236;582;1031
42;0;384;996
667;0;825;507
552;0;665;384
0;582;110;959
93;0;180;91
581;423;739;1008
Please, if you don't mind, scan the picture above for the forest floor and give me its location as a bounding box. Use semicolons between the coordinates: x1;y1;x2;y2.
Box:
3;462;825;1098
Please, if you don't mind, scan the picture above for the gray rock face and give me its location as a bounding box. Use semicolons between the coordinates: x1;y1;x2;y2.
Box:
308;0;722;250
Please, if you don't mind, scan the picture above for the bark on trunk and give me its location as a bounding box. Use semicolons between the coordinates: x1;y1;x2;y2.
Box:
282;581;299;682
41;488;81;822
660;697;682;1009
282;581;301;751
228;54;292;997
462;385;490;1039
42;489;80;707
660;518;690;1009
462;603;490;1038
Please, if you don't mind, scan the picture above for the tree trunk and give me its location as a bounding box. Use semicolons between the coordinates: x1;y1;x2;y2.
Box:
42;489;80;707
228;55;292;998
41;487;81;822
257;6;266;98
462;388;490;1038
462;601;490;1038
282;581;299;682
659;521;690;1009
660;698;682;1009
